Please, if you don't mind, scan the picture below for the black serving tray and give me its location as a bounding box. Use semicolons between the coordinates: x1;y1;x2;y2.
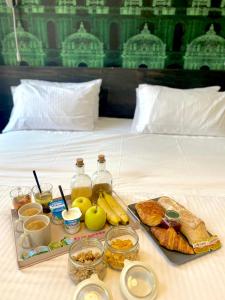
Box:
128;200;218;265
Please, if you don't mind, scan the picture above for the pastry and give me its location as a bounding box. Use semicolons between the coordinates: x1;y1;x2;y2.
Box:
135;200;165;226
151;227;194;255
158;196;221;253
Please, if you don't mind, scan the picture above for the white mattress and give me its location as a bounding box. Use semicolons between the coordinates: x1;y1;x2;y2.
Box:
1;117;225;300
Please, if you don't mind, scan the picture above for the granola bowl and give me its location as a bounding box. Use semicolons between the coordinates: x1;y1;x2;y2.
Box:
68;238;107;284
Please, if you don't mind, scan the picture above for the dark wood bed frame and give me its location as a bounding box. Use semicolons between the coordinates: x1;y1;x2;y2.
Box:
0;66;225;132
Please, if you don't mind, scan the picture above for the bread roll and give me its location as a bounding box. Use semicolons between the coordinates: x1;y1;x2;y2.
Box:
135;200;165;226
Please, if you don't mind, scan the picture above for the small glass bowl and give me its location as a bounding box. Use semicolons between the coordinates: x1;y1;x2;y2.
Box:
68;238;107;284
10;186;32;210
104;226;139;270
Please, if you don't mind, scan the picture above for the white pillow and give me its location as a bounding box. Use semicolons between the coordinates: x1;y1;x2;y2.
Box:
10;86;17;97
3;83;96;132
132;84;225;136
20;79;102;120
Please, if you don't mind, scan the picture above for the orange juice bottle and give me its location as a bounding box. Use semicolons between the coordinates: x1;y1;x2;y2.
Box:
71;158;92;202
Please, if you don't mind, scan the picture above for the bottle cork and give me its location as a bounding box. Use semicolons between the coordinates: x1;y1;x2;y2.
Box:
76;158;84;167
98;154;105;163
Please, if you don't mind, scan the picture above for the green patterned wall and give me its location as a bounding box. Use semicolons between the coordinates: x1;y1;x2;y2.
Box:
0;0;225;70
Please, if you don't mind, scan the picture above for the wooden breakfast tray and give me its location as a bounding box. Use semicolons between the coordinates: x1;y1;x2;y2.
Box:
11;193;139;269
128;199;220;265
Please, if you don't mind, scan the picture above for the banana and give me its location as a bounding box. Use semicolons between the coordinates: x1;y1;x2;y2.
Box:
103;191;129;225
97;192;121;226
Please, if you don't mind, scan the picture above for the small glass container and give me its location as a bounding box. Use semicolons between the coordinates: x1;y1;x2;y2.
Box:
68;238;107;284
161;210;181;232
32;183;53;214
10;186;32;210
104;226;139;270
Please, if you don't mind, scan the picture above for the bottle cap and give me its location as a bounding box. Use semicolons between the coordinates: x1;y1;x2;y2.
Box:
120;260;158;300
73;274;113;300
98;154;105;163
76;158;84;167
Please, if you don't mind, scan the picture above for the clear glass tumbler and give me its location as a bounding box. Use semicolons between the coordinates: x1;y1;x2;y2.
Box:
32;183;53;214
10;186;32;210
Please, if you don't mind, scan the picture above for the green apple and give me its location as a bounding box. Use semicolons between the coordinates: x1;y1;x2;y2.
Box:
85;206;106;231
72;196;92;220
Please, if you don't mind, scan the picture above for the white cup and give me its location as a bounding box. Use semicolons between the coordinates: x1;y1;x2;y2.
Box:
19;214;51;249
15;202;43;233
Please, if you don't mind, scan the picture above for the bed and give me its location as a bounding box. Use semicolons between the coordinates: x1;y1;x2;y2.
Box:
0;67;225;300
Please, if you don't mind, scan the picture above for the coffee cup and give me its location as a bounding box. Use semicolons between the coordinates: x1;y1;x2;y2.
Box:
15;202;43;233
19;215;51;249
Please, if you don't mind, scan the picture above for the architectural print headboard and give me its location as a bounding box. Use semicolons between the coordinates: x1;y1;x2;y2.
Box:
0;1;224;70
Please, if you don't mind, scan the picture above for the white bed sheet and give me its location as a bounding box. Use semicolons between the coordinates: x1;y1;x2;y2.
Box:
0;117;225;300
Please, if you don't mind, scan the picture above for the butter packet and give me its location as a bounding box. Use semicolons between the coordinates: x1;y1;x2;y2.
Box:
21;246;50;260
48;241;64;250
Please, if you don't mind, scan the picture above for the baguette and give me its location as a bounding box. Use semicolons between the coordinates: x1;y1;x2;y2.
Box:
158;196;221;253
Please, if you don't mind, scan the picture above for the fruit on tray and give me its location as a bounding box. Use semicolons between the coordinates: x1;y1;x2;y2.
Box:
135;200;165;226
85;205;106;231
72;196;92;220
151;227;195;255
103;191;129;225
97;192;121;226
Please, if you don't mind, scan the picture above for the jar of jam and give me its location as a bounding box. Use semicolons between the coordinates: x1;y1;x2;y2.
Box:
161;210;181;232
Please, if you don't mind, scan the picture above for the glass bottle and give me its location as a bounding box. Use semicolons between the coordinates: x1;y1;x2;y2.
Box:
71;158;92;202
92;154;112;204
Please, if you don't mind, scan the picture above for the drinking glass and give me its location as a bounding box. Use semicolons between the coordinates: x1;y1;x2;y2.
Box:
32;183;53;213
10;186;32;210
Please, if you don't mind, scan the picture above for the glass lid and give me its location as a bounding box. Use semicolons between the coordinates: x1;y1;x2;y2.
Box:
120;260;158;300
125;265;156;298
77;284;110;300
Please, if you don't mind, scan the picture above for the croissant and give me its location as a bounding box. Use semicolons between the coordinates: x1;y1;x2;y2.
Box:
135;200;165;226
151;227;194;255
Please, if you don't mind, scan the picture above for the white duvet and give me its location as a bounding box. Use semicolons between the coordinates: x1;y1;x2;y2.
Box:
0;118;225;300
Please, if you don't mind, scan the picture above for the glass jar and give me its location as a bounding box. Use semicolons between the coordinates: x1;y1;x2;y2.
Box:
92;154;112;204
73;274;113;300
68;238;107;284
161;210;181;232
104;226;139;270
71;158;92;202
